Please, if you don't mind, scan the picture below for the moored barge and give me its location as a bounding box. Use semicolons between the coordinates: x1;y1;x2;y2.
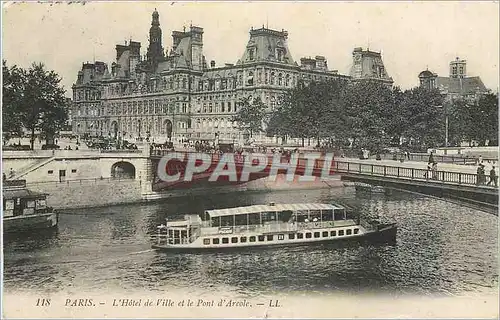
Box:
3;179;58;234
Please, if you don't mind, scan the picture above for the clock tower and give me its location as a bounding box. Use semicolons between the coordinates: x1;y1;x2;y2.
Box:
147;9;165;70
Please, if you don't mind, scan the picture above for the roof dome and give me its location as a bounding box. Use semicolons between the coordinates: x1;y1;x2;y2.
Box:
419;70;435;78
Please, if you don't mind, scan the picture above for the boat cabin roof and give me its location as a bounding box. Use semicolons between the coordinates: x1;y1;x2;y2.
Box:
3;189;48;200
206;203;345;218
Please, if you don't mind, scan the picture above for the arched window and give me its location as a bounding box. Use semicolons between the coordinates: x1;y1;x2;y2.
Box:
285;74;290;87
270;72;275;85
247;71;254;86
278;73;283;86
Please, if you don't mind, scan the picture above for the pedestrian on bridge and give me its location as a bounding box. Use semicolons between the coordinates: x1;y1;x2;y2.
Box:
431;162;438;180
424;162;432;179
477;164;486;185
428;152;434;164
487;166;498;187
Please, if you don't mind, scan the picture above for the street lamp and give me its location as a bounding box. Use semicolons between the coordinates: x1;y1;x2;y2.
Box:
434;89;453;154
435;103;449;154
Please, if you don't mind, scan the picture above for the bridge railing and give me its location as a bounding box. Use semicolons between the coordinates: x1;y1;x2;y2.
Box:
407;153;490;165
334;161;496;188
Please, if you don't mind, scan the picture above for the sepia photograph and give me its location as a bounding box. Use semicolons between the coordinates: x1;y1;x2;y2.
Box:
1;1;499;318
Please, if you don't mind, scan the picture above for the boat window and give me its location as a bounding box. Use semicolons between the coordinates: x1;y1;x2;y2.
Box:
36;199;46;208
309;210;321;221
278;210;293;222
354;228;359;234
297;233;304;239
338;230;344;236
231;237;238;243
248;212;260;225
203;239;210;245
278;234;284;240
288;234;295;240
4;199;14;218
222;237;229;244
213;238;220;244
334;209;346;221
240;236;247;243
211;217;221;227
346;229;352;235
261;211;277;223
330;230;336;236
321;209;334;221
305;233;312;239
296;210;308;222
322;231;328;237
266;235;274;241
220;216;233;227
234;214;247;226
314;232;320;238
249;236;256;242
258;235;265;242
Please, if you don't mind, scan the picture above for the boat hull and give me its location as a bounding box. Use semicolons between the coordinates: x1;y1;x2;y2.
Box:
152;223;397;253
3;212;59;234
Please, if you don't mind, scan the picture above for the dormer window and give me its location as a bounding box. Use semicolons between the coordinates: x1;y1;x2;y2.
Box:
276;49;283;62
248;48;255;61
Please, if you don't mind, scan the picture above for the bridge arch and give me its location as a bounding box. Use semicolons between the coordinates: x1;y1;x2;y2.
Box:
111;161;136;179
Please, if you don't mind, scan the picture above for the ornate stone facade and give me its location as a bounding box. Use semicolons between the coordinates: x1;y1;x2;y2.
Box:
72;10;378;144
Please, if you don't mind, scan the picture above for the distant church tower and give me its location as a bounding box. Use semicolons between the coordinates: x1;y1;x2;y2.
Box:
449;57;466;79
147;9;165;69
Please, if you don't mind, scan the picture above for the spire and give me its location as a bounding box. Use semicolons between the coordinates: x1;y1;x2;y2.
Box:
152;8;159;26
147;9;165;69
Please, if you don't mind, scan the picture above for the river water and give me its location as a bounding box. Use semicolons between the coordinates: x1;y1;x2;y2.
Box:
3;187;498;297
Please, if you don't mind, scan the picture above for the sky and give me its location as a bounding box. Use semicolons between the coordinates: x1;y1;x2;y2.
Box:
2;1;499;96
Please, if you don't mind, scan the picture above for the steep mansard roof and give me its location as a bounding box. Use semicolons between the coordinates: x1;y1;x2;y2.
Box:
237;27;297;66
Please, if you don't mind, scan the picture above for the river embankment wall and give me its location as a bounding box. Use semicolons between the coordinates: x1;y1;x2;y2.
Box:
26;178;143;210
25;175;341;210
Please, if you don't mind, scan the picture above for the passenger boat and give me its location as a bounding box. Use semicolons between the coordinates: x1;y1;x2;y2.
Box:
152;202;397;252
3;179;58;233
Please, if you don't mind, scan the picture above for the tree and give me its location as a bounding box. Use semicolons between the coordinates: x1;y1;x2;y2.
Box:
2;61;69;149
233;96;267;139
447;97;472;146
2;60;24;143
470;93;499;146
341;80;396;153
266;94;294;143
399;87;444;150
266;79;348;147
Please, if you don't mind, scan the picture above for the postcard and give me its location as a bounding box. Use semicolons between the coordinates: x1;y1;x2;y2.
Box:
2;1;499;318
